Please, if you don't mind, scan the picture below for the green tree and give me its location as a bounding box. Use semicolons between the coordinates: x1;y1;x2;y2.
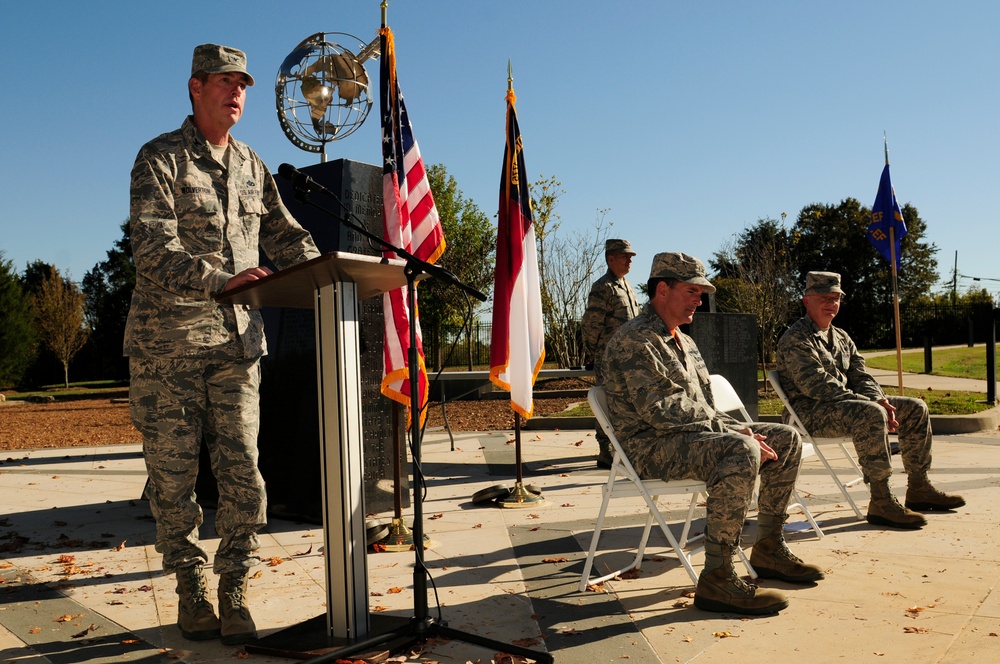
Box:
33;266;90;388
711;215;798;366
81;219;135;380
19;259;61;386
21;259;56;294
920;287;994;307
0;252;38;387
791;198;939;347
419;164;496;333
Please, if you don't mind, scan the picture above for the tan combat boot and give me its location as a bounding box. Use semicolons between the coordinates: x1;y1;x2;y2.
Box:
905;473;966;511
175;565;221;641
867;479;926;529
219;570;257;646
750;514;825;583
694;541;789;615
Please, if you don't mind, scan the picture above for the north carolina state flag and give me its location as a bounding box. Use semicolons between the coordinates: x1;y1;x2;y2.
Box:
489;84;544;418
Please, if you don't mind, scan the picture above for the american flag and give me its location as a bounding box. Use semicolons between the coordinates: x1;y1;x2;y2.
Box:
378;25;445;420
489;83;545;418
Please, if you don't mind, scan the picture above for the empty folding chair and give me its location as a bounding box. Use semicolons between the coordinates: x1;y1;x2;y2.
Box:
708;373;823;538
767;370;866;519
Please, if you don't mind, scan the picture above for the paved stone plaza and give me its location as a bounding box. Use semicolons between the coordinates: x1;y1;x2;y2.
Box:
1;419;998;663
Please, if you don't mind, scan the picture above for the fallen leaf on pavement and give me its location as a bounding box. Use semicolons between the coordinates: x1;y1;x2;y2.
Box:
71;624;99;638
55;613;84;623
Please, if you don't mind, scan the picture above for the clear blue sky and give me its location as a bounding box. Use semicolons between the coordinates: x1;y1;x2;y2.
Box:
2;1;997;298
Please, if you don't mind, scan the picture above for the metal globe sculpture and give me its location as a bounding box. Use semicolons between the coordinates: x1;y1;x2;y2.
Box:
275;32;374;154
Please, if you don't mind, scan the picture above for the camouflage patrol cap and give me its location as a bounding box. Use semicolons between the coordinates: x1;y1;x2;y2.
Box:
605;239;636;256
191;44;255;86
649;252;716;293
804;271;845;295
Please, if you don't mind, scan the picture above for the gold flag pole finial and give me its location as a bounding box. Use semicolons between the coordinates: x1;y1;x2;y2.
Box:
505;60;516;104
884;132;889;166
381;0;388;26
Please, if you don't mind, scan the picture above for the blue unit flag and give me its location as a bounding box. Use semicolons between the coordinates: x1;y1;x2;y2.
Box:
868;163;907;268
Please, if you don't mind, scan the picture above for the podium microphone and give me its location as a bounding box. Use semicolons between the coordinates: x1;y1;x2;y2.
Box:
277;163;322;194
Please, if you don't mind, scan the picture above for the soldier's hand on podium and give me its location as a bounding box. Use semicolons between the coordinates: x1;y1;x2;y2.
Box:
224;266;273;291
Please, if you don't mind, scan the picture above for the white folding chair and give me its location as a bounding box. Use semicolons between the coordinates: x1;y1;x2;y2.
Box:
579;386;755;591
708;374;823;538
767;370;866;519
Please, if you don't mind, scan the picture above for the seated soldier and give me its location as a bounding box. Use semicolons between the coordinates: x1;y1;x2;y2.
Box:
775;271;965;529
603;252;823;616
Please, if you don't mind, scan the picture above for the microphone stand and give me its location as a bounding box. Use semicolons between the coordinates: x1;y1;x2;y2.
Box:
282;168;552;664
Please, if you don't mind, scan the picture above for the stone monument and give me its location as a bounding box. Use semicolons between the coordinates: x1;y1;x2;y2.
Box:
684;294;760;419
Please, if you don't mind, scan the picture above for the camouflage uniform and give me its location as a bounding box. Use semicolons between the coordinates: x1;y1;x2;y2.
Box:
776;314;931;483
582;239;639;461
125;116;319;574
603;303;802;546
582;274;640;379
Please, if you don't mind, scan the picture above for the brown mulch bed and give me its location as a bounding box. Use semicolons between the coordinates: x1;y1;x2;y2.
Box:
0;377;594;451
425;395;584;432
0;399;141;451
424;375;592;431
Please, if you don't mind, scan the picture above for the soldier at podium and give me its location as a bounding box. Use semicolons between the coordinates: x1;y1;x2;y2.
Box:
124;44;320;646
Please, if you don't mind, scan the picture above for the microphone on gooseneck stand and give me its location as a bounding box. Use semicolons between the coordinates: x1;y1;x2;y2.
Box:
277;163;323;195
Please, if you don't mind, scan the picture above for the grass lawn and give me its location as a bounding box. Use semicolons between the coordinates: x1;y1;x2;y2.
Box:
866;344;999;380
2;380;128;401
758;386;991;416
551;385;993;418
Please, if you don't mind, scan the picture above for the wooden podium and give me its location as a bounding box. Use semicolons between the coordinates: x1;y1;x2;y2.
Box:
218;251;419;649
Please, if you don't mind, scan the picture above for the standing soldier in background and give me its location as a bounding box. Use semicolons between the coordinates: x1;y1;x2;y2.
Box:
125;44;319;645
581;239;640;468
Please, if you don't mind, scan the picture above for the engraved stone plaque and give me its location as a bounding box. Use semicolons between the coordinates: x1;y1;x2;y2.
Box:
686;312;759;419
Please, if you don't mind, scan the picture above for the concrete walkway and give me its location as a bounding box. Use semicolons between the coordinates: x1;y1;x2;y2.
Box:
2;424;999;663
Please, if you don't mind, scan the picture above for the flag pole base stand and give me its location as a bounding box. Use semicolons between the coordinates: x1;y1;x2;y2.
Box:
498;482;544;509
376;518;431;552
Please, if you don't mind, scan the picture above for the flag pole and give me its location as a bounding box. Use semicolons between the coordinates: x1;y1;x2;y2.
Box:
374;0;420;552
885;136;905;395
378;403;420;551
890;227;904;395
